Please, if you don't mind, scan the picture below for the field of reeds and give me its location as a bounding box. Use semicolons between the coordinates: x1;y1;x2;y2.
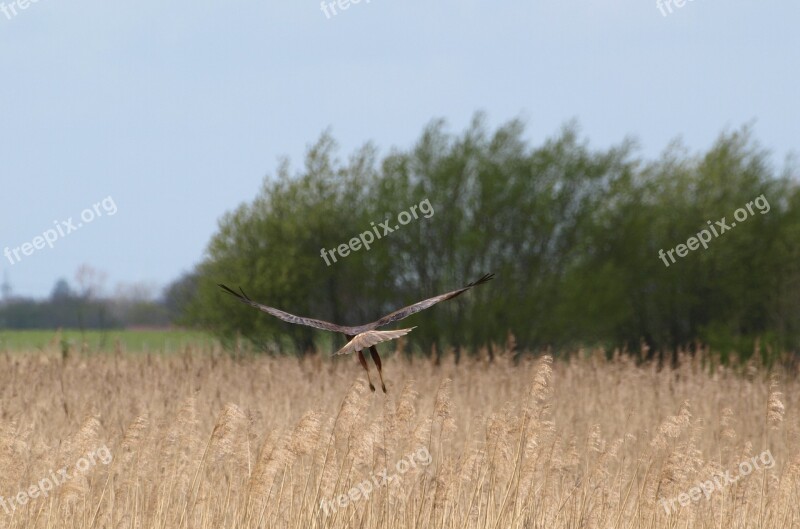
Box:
0;341;798;529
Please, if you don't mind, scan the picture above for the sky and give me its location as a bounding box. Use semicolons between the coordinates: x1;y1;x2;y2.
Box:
0;0;797;299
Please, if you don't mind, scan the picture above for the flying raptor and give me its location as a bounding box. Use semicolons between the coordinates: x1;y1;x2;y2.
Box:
219;273;494;392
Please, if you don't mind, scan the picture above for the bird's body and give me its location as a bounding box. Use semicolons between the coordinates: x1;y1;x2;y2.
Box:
332;328;416;357
219;273;493;392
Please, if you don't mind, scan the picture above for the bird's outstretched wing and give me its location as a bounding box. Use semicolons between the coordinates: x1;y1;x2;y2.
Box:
367;273;494;330
218;284;361;334
219;272;494;335
332;328;416;356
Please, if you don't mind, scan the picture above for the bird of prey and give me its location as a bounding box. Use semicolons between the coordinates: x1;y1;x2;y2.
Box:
219;273;494;392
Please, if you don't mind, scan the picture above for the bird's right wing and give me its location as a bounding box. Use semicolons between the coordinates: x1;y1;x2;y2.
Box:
218;284;359;334
368;273;494;329
331;328;416;356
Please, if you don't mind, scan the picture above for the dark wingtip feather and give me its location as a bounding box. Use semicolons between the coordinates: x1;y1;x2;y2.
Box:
218;283;252;302
218;283;240;297
468;272;495;287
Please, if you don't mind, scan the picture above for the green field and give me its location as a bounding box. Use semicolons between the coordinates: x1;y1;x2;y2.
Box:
0;328;217;353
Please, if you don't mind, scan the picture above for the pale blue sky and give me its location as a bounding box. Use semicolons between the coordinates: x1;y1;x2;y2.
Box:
0;0;797;298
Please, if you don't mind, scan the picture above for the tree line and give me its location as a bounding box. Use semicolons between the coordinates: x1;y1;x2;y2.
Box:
178;114;799;362
0;271;180;329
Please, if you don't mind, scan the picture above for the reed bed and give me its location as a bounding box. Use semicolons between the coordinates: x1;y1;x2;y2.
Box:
0;343;798;529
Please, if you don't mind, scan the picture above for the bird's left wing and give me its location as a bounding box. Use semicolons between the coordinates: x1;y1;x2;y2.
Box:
218;284;360;334
331;328;416;356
